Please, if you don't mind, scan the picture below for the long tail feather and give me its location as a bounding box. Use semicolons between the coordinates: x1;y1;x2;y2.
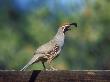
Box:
20;55;39;71
20;62;31;71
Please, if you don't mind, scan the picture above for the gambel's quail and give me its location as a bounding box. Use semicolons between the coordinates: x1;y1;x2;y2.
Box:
20;23;77;71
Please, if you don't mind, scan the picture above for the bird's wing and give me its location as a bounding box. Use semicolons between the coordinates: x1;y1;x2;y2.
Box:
34;40;61;55
34;41;56;55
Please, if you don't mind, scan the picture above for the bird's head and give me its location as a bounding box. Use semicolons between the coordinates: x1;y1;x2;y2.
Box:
60;23;77;33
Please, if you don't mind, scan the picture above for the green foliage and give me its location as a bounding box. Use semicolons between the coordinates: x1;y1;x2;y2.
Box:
0;0;110;70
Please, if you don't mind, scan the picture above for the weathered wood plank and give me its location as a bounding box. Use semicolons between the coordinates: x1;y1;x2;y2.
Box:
0;70;110;82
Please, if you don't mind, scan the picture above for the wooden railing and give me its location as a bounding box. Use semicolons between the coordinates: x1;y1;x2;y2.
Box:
0;70;110;82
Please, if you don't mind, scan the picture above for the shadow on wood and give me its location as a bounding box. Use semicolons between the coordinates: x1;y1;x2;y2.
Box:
0;70;110;82
29;70;41;82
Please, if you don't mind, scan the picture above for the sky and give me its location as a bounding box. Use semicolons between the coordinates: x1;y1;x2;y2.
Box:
12;0;85;13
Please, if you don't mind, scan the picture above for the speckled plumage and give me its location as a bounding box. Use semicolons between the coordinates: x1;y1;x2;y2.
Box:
20;23;77;71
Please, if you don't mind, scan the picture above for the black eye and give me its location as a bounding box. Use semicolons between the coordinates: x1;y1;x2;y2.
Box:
62;26;65;30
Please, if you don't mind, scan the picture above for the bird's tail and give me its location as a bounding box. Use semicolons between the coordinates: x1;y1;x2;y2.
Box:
20;62;31;71
20;55;39;71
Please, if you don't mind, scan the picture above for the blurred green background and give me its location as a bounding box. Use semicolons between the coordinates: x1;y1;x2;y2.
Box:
0;0;110;70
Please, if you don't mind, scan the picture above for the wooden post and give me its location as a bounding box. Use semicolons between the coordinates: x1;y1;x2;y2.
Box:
0;70;110;82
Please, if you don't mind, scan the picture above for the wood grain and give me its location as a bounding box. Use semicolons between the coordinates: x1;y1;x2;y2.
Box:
0;70;110;82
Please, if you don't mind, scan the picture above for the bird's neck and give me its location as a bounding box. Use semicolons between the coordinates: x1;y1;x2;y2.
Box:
53;29;65;47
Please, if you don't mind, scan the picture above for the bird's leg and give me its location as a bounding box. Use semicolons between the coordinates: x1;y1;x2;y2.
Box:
42;62;46;70
47;59;57;71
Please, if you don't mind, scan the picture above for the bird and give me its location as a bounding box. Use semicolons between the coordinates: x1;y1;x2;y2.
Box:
20;22;77;71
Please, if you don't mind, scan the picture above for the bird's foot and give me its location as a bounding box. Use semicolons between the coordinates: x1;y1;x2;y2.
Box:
45;68;50;71
50;66;57;71
43;68;50;71
44;67;57;71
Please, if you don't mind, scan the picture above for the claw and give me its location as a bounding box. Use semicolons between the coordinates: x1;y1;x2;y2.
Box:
50;66;57;71
44;67;57;71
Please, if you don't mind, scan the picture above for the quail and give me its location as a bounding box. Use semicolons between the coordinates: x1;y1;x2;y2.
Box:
20;23;77;71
